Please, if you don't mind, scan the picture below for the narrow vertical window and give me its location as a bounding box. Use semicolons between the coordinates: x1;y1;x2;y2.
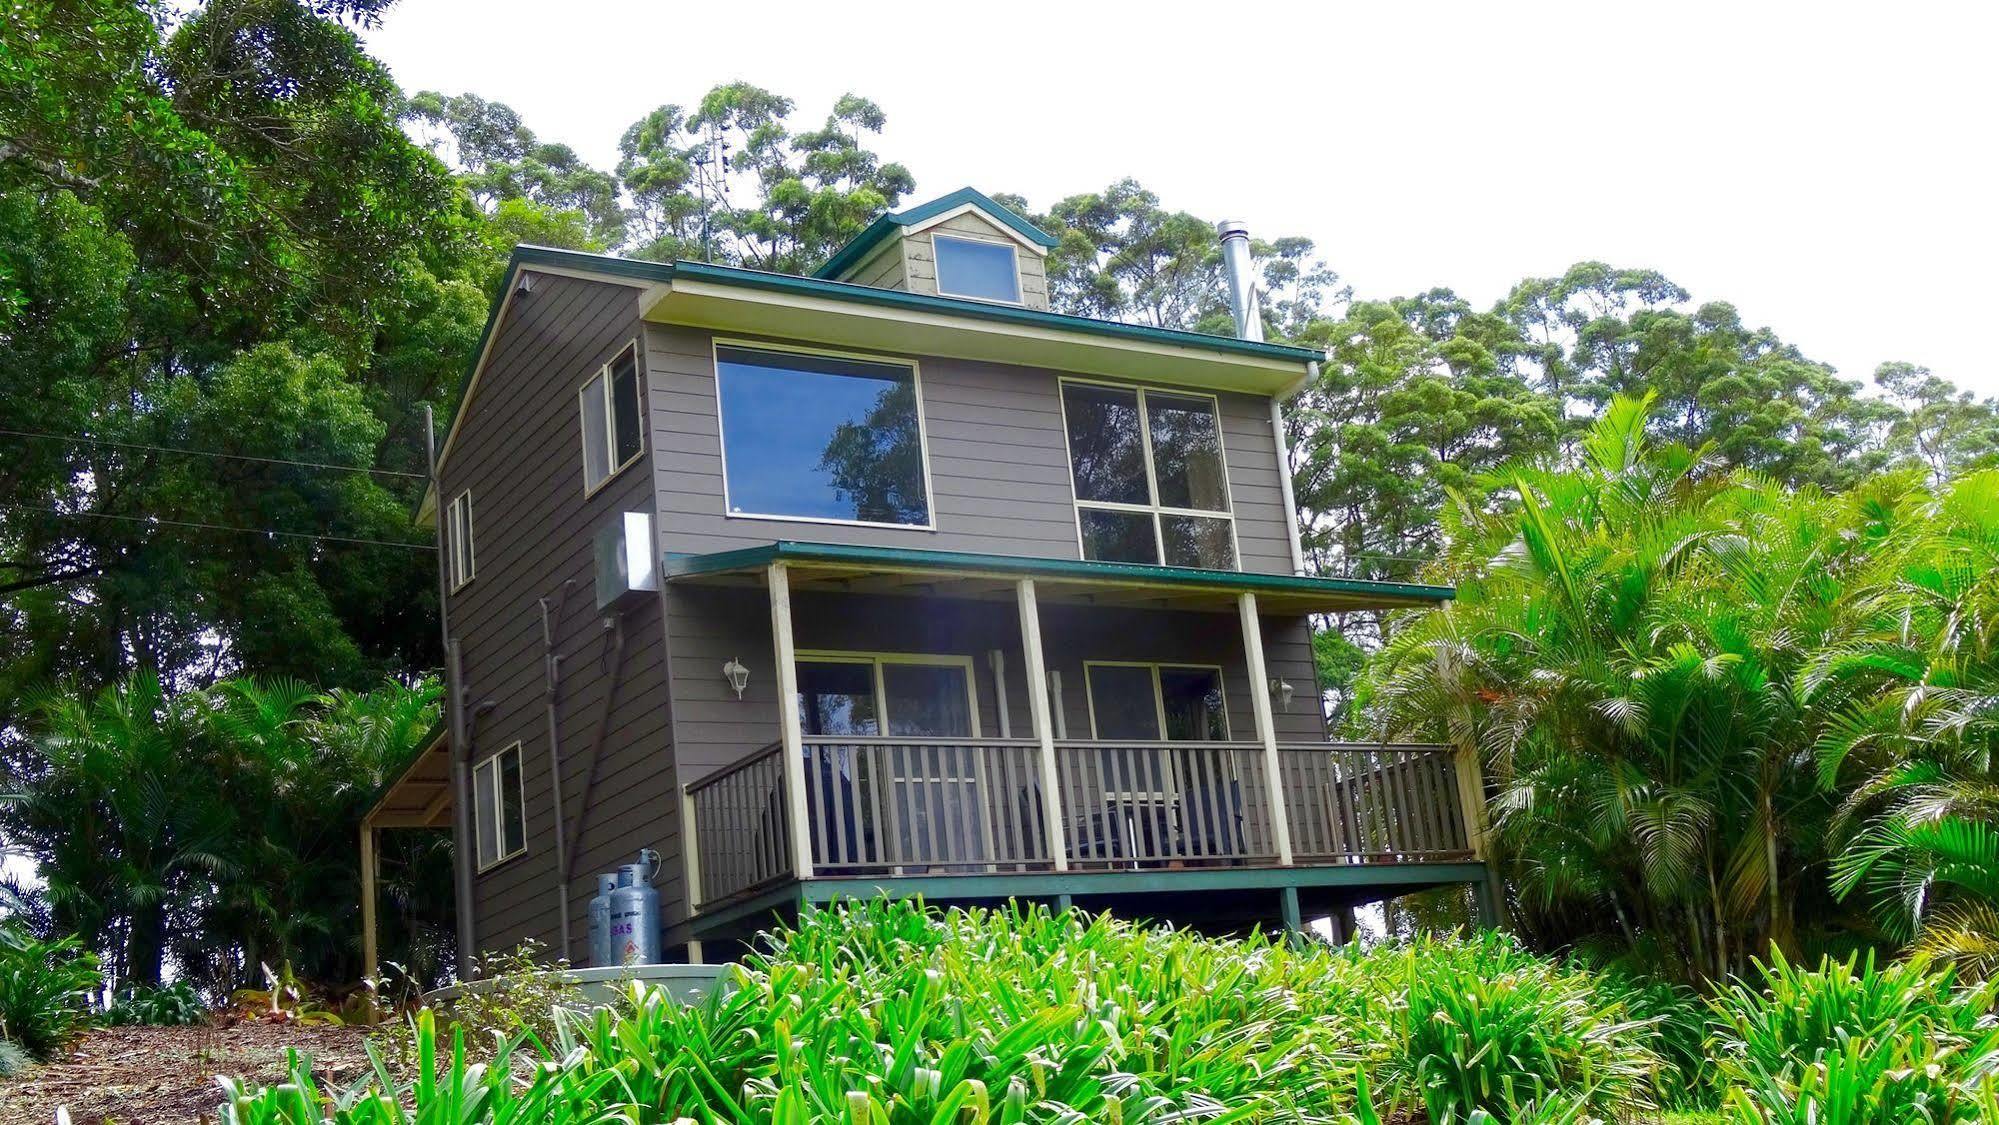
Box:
580;343;643;493
447;490;475;590
473;742;527;870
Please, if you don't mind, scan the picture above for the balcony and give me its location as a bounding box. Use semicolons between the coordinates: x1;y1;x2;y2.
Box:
685;736;1476;908
666;541;1489;934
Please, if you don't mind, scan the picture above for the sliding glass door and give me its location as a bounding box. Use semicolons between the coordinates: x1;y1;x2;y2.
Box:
1079;663;1233;863
795;653;988;869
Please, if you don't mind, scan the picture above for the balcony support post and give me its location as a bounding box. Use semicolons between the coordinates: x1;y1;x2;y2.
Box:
1237;592;1296;866
767;562;814;879
1016;578;1069;871
680;788;702;911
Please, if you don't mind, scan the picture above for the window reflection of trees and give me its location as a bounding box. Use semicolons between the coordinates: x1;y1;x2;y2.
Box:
818;380;928;524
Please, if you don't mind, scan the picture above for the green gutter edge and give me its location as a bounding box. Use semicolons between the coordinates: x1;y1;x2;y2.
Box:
663;540;1454;602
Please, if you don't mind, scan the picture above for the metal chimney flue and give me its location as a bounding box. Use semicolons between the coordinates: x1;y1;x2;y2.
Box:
1216;219;1263;342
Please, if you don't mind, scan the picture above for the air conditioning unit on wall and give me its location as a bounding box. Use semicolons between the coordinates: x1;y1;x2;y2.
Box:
594;511;658;610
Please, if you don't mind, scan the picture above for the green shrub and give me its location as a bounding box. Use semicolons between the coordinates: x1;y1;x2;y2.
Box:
371;940;582;1068
102;979;207;1026
1585;967;1719;1110
0;928;100;1060
1710;950;1999;1123
1373;932;1660;1121
220;899;1680;1123
0;1038;34;1078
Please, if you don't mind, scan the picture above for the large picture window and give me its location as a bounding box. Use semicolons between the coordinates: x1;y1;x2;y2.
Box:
580;343;643;494
1061;381;1235;568
716;344;932;527
472;742;526;871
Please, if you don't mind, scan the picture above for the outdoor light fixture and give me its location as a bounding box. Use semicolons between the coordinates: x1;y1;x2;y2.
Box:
722;658;750;700
1269;677;1296;710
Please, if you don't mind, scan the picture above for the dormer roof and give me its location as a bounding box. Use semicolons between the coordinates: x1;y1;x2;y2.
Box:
815;187;1058;282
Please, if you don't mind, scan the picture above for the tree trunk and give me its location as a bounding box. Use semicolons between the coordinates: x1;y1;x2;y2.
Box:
125;902;166;988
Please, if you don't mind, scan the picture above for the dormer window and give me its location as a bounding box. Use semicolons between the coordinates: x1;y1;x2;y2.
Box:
933;236;1021;303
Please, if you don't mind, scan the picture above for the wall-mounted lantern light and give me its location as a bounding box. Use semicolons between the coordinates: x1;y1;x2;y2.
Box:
722;658;750;700
1269;677;1295;710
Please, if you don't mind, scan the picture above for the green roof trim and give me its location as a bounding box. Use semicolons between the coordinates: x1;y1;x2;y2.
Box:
663;540;1453;605
814;187;1058;281
670;258;1320;362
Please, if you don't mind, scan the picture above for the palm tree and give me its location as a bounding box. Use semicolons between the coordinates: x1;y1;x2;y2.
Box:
5;672;233;986
1362;394;1855;983
1817;470;1999;976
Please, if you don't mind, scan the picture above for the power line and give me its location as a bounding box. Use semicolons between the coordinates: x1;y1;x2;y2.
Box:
0;428;428;480
1;502;434;551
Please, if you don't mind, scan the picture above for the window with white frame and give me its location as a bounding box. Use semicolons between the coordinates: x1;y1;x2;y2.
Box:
715;344;932;527
579;343;643;493
1060;381;1236;569
933;235;1022;303
794;652;979;738
472;742;526;870
446;490;474;590
1084;662;1231;742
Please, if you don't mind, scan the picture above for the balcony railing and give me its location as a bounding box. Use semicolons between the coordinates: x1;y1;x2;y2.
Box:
1278;744;1471;863
685;742;791;906
800;737;1053;875
1054;741;1278;868
685;737;1477;908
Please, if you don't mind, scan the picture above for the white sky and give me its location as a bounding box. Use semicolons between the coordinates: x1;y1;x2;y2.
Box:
365;1;1999;396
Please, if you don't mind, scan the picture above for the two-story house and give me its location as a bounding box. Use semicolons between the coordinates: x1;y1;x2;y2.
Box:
361;189;1495;974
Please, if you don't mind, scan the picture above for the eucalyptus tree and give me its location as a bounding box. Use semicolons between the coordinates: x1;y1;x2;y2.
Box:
1874;362;1999;487
1014;179;1345;336
408;90;625;251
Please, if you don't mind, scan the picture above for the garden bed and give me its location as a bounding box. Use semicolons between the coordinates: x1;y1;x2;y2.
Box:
0;1021;377;1124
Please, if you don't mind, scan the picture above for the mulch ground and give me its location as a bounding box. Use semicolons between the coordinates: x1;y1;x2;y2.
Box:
0;1021;382;1124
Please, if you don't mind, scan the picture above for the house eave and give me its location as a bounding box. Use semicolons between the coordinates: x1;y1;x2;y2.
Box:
664;540;1452;613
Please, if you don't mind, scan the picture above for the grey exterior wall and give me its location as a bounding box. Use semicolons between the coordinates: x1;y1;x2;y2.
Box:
644;325;1297;574
444;272;1321;948
438;271;678;961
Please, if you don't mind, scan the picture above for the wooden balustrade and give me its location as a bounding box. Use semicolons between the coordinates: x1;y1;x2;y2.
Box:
685;738;1474;908
799;737;1053;875
684;742;792;905
1278;744;1471;863
1053;741;1278;868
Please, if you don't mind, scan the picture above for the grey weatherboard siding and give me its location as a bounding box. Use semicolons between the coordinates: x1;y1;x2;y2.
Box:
439;272;678;962
642;324;1299;573
447;273;1328;957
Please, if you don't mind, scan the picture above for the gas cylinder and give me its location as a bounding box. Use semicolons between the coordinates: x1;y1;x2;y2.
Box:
606;848;662;965
587;873;617;968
